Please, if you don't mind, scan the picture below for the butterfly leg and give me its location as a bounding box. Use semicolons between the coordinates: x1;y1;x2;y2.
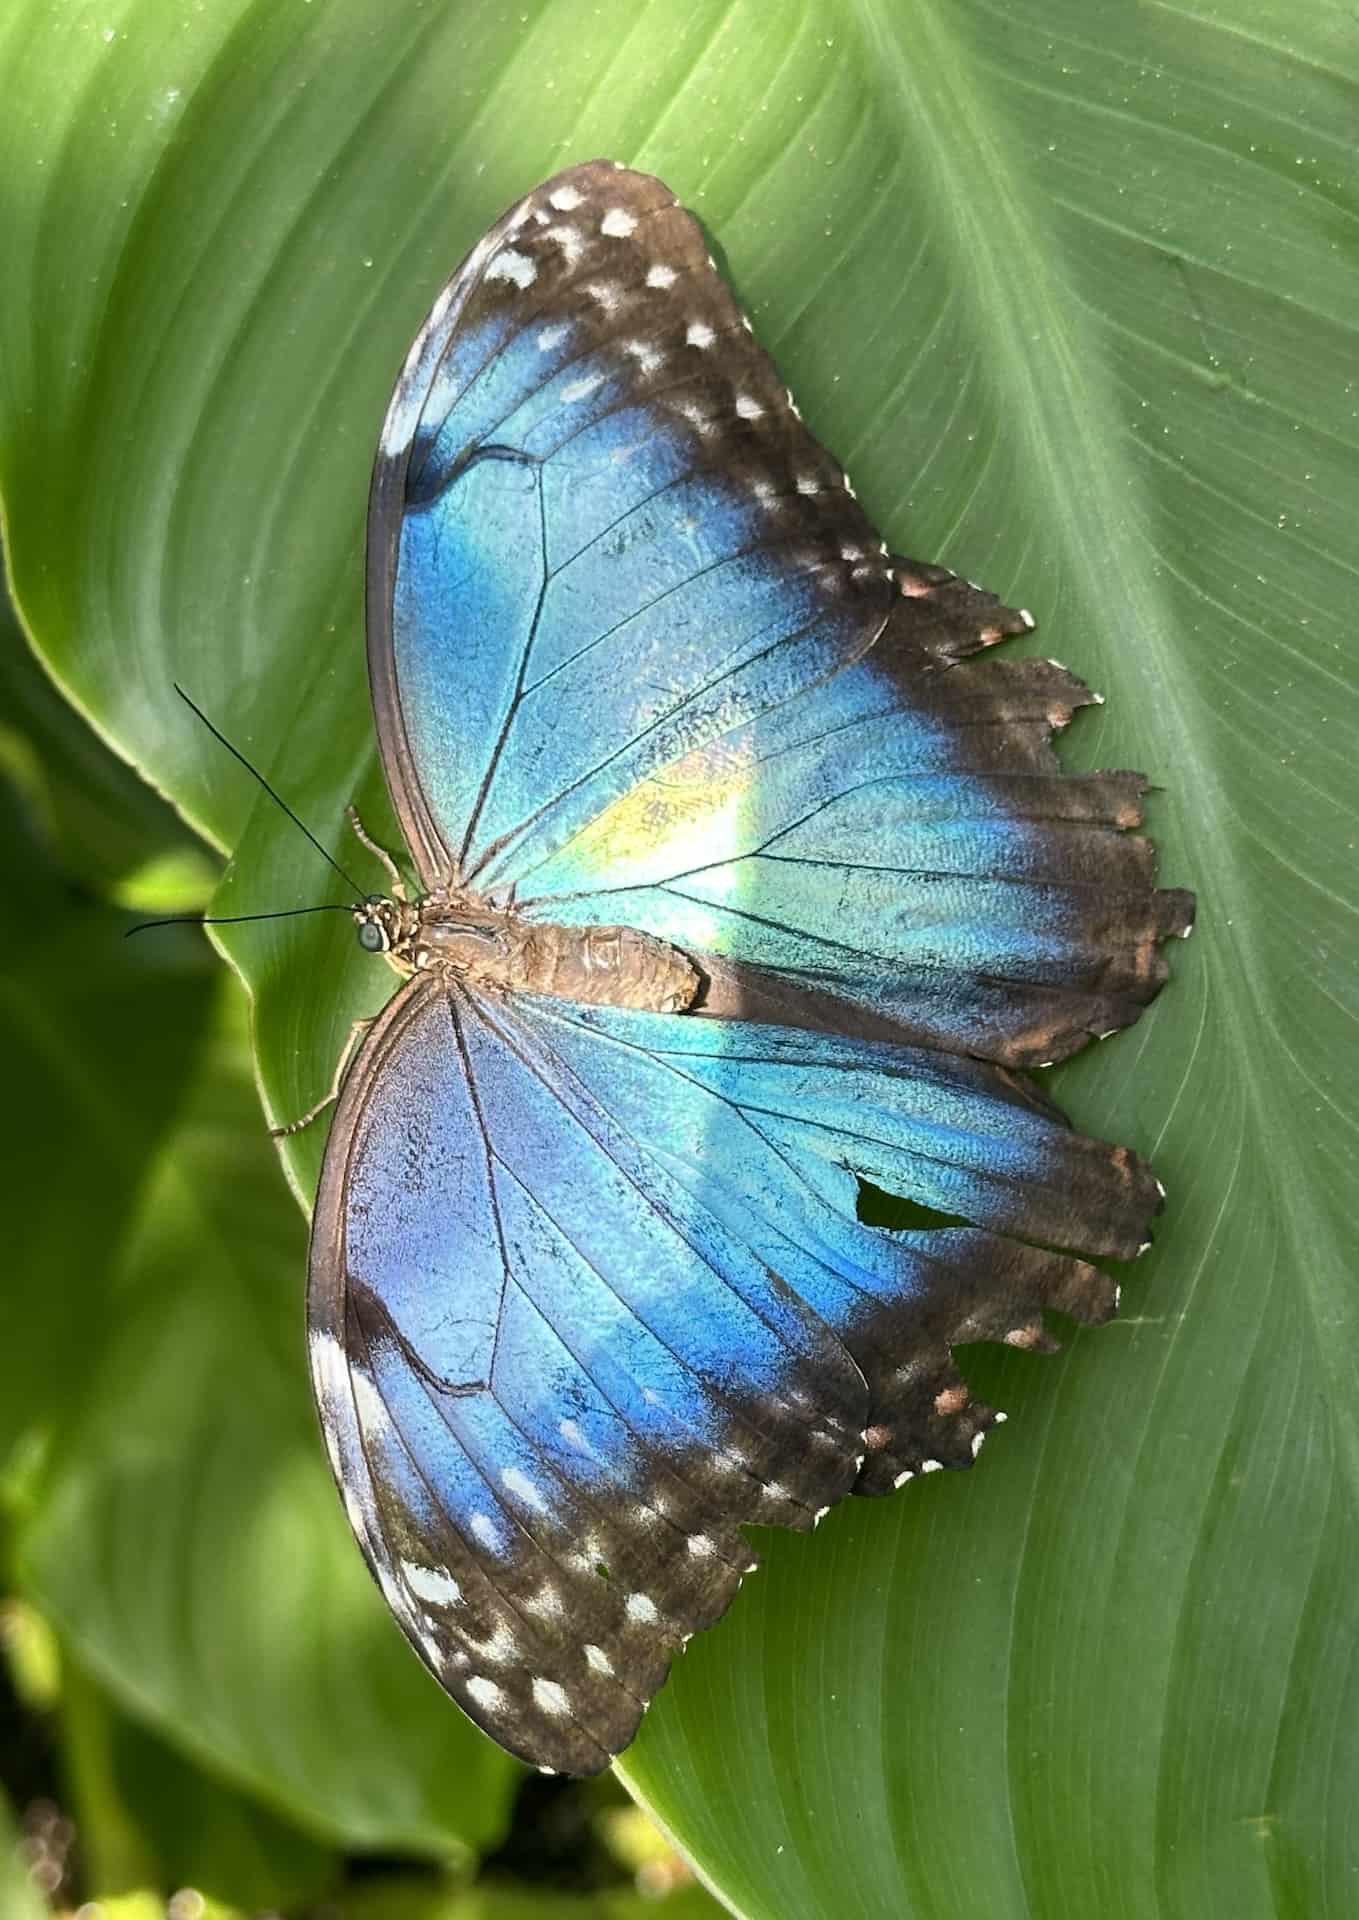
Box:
270;1015;376;1137
346;804;407;900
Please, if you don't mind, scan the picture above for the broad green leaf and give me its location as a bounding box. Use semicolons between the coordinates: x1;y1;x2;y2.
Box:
0;713;218;1464
60;1652;339;1910
3;2;1356;1915
0;591;215;911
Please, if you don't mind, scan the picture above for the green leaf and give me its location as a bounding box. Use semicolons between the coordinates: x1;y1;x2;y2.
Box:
0;593;216;912
3;1;1354;1914
60;1652;339;1910
0;701;219;1466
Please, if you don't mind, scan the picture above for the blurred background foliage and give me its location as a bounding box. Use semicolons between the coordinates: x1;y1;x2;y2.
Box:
3;0;1357;1916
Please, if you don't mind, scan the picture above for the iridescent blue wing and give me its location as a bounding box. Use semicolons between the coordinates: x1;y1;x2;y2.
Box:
367;158;1190;1064
366;160;901;893
520;636;1194;1065
308;976;1152;1774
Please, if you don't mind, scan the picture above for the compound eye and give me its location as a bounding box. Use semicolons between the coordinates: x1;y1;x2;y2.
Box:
357;921;386;954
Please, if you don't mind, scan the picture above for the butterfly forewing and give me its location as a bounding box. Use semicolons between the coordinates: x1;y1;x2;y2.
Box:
367;159;902;894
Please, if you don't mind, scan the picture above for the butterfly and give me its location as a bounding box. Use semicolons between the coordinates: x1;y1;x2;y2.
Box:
303;159;1194;1776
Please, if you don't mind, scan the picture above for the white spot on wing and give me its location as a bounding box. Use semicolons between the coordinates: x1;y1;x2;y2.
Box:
466;1675;505;1711
501;1466;548;1512
485;247;537;290
562;373;607;404
646;263;677;288
544;223;584;265
686;1533;715;1557
402;1560;462;1608
308;1330;349;1416
626;1591;659;1624
686;319;715;348
470;1512;500;1550
532;1676;572;1716
349;1368;392;1442
549;184;584;211
537;322;569;351
584;279;620;312
735;394;764;420
601;207;637;237
623;338;665;374
476;1623;520;1664
893;1470;915;1488
585;1643;614;1676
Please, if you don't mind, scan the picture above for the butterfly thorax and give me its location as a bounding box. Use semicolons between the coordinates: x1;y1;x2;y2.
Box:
353;893;700;1014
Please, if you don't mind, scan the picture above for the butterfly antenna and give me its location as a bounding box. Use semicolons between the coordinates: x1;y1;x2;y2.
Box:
173;683;365;895
124;903;357;939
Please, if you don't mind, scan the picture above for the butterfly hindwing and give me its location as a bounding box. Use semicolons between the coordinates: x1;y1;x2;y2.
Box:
308;975;867;1774
309;974;1157;1771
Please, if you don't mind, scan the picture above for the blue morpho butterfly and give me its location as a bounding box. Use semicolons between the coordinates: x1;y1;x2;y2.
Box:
295;160;1193;1777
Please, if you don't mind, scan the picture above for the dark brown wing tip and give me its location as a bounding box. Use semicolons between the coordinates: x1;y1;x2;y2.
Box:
889;553;1039;666
852;1248;1123;1497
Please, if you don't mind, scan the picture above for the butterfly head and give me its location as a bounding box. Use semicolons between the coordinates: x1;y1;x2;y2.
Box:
353;895;421;973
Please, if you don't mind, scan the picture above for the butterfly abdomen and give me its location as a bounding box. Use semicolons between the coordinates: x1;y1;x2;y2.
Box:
515;920;700;1012
419;906;699;1012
